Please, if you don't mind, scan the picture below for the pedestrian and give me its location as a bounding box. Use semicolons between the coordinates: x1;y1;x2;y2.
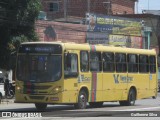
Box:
4;74;9;96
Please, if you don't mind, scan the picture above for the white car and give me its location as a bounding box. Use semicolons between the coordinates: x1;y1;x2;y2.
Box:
0;78;5;103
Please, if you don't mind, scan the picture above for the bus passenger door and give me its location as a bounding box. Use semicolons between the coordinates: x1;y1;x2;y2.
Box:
63;52;78;103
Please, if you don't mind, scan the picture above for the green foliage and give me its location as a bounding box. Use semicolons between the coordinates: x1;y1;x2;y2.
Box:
0;0;41;70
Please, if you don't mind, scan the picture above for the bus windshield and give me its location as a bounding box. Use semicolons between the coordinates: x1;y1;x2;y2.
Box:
16;55;62;83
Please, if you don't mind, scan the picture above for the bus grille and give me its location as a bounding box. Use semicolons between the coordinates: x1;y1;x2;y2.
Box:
23;85;52;90
29;96;45;100
33;85;52;90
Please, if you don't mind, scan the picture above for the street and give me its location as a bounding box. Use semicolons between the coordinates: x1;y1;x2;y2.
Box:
0;93;160;119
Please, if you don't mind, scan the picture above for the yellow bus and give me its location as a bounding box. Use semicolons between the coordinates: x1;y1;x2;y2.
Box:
15;42;158;111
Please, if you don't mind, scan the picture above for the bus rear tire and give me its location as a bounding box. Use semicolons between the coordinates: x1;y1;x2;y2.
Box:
35;103;47;111
119;89;136;106
74;90;87;109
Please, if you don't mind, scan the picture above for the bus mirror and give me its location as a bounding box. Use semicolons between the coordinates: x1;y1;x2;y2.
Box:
65;53;71;65
64;51;70;57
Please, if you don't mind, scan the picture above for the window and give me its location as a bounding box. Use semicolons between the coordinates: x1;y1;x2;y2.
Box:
49;2;59;12
64;53;78;77
128;54;138;72
115;53;126;72
149;56;156;73
139;55;149;73
90;52;102;72
80;51;89;72
103;52;115;72
16;55;62;82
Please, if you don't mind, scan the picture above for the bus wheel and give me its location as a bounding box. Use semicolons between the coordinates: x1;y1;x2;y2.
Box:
119;89;136;106
74;90;87;109
35;103;47;111
89;102;103;108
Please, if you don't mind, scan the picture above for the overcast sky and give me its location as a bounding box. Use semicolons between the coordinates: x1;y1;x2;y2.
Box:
137;0;160;13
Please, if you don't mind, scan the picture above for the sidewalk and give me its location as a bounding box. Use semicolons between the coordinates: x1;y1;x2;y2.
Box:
0;98;15;104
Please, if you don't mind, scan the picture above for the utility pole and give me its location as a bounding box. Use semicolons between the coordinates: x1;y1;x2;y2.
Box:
64;0;67;21
87;0;90;13
103;0;111;15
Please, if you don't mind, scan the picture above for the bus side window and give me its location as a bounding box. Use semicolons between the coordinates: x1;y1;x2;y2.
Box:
64;53;78;77
149;56;156;73
128;54;138;73
90;52;102;72
103;52;115;72
115;53;126;72
139;55;149;73
80;51;89;72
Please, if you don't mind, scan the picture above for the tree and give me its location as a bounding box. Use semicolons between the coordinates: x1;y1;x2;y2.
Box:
0;0;41;70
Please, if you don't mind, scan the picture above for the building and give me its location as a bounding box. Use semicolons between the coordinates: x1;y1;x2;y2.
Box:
41;0;137;20
35;20;87;43
38;1;160;53
116;13;160;54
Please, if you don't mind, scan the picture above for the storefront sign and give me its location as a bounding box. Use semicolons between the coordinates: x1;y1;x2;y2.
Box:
87;13;142;36
86;32;109;44
109;35;131;47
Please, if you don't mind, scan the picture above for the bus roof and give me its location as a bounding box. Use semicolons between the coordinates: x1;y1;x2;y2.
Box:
21;42;156;55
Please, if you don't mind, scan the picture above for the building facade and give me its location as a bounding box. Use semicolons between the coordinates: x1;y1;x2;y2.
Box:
41;0;137;20
35;20;87;43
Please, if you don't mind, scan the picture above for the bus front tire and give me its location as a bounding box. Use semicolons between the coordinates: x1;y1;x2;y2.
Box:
35;103;47;111
74;90;87;109
119;89;136;106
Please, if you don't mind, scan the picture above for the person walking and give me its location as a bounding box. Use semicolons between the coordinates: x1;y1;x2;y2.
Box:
4;74;9;96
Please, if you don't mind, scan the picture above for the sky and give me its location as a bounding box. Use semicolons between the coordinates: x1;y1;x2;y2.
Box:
137;0;160;13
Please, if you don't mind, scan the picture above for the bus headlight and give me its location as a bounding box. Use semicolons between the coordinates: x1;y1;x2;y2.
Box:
16;86;21;90
55;87;59;92
51;86;62;94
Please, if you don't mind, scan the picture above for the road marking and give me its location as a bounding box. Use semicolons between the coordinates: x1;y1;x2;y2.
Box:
111;106;160;111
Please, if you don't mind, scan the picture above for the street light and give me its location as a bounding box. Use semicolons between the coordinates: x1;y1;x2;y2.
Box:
87;0;90;13
103;0;111;15
64;0;67;21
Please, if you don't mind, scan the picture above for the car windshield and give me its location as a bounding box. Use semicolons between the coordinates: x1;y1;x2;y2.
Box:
16;55;62;83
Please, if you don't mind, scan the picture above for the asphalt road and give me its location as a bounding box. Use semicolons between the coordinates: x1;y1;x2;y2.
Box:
0;93;160;119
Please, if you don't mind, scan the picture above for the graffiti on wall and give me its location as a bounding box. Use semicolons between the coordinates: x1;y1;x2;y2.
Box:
44;25;57;41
